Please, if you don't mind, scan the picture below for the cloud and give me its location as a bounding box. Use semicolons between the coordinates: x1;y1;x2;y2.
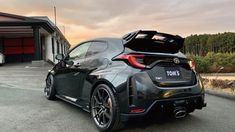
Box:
0;0;235;45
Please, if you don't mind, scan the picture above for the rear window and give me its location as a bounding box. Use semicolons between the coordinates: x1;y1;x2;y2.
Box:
124;33;184;53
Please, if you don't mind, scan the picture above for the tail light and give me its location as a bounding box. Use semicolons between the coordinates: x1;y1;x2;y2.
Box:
113;54;146;69
188;60;196;71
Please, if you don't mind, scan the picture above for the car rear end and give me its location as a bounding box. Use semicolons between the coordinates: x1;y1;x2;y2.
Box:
112;30;206;119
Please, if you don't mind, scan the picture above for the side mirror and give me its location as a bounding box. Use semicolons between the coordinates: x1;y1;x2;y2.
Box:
55;54;64;61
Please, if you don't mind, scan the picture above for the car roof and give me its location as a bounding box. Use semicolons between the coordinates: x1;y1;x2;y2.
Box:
92;37;122;44
74;37;122;46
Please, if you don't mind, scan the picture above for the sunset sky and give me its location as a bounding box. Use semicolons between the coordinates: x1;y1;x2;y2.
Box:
0;0;235;46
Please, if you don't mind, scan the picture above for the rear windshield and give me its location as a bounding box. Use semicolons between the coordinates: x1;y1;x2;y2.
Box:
124;34;184;53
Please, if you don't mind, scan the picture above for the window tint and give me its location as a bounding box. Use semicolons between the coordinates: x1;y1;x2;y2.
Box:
69;42;91;60
86;41;107;57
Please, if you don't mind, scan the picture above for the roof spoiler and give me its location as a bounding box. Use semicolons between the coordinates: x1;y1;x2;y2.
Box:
122;30;184;52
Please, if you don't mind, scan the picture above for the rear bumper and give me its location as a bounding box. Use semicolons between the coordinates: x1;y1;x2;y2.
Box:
112;67;206;121
120;94;206;121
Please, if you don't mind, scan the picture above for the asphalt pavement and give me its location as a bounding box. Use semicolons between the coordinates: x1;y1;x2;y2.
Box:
0;63;235;132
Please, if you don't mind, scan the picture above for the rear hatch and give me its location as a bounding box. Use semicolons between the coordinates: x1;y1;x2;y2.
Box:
145;55;196;87
121;30;196;87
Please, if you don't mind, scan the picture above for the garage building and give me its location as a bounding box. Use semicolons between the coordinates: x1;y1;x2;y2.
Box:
0;12;70;64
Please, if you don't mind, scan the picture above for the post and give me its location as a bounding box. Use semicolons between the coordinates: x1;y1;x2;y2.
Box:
33;26;42;60
54;6;57;26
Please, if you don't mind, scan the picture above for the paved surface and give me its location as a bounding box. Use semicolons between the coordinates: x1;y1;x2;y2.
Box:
0;63;235;132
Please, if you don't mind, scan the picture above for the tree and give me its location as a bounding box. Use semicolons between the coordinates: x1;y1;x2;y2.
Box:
184;32;235;54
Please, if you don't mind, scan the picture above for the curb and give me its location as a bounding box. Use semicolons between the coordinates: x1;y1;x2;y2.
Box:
205;89;235;100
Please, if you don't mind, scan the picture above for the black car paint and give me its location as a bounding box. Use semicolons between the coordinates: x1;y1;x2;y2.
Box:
46;32;205;121
49;39;126;110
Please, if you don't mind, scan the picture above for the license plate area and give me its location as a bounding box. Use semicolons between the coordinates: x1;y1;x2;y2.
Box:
165;67;181;79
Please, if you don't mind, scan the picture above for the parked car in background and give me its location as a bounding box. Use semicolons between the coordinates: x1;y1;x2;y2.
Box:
44;30;206;132
0;52;5;65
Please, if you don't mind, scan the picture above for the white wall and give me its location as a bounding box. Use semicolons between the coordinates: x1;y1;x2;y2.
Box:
43;33;69;64
45;34;53;62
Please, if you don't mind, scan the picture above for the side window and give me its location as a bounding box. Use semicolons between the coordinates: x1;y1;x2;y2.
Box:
68;42;91;60
86;41;108;57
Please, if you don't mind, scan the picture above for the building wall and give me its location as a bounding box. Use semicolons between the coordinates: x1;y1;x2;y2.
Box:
45;34;53;62
0;13;70;64
42;33;70;64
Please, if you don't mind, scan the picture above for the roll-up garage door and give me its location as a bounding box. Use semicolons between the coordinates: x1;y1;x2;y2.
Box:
3;38;35;63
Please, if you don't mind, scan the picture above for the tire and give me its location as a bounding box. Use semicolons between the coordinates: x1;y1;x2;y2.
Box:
90;84;123;132
44;74;56;100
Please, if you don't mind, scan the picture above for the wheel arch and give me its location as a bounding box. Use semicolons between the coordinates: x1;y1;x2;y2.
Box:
90;79;117;100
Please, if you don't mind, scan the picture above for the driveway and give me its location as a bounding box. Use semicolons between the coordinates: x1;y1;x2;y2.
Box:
0;63;235;132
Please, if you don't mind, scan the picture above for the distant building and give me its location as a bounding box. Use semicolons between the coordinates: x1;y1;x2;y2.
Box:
0;12;70;64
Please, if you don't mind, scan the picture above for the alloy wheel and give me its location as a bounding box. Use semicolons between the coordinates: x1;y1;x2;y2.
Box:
91;87;113;128
45;75;53;97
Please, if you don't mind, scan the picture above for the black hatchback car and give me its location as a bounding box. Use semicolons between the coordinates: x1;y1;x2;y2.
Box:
44;30;206;131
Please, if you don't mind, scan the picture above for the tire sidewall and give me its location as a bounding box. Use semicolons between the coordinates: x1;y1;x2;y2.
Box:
91;84;119;132
45;74;56;100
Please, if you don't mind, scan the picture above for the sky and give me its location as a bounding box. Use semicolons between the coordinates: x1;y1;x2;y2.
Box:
0;0;235;46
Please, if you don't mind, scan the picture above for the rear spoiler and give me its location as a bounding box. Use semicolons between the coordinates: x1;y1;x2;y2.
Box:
122;30;184;51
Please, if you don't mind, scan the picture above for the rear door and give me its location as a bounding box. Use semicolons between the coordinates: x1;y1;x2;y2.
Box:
146;56;196;87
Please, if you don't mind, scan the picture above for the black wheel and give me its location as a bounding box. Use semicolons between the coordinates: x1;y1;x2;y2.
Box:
91;84;123;132
44;74;56;100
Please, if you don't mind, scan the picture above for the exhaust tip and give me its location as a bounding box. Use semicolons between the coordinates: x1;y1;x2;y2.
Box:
174;107;187;119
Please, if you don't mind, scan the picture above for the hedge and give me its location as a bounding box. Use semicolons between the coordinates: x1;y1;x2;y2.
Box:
187;52;235;73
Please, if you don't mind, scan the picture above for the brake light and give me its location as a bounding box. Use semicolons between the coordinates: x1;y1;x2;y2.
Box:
114;54;146;69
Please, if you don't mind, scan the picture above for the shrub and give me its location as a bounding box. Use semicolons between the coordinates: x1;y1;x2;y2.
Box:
187;52;235;73
193;56;209;73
